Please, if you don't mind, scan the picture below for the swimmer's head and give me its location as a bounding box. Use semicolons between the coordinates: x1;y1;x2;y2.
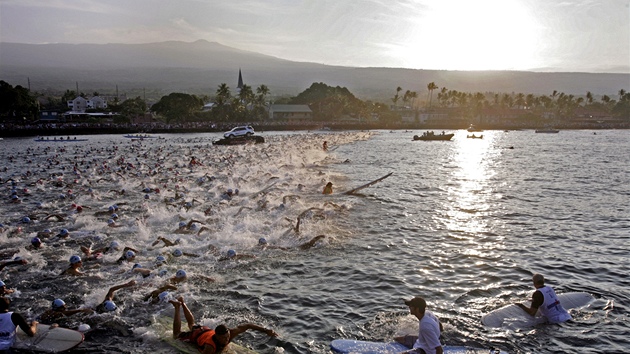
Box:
155;256;166;265
125;250;136;260
31;237;42;247
227;249;237;258
69;255;82;264
258;237;267;245
178;221;187;229
52;299;66;309
132;263;142;270
21;216;31;224
103;300;117;312
111;213;118;219
107;219;116;225
110;241;121;251
158;269;168;277
58;229;69;237
158;291;171;303
175;269;187;279
172;249;183;257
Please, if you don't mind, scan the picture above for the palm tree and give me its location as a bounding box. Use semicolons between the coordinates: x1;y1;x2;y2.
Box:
215;83;231;106
392;86;402;110
427;82;438;108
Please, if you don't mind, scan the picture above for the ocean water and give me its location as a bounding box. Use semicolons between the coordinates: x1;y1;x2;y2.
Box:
0;129;628;354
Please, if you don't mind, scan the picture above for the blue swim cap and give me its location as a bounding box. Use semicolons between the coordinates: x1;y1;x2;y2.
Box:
258;237;267;245
108;206;115;212
59;229;69;236
158;291;171;302
144;194;150;199
111;213;118;219
155;256;166;265
132;263;142;269
0;280;5;287
227;249;237;258
43;229;51;233
52;299;66;309
178;221;187;228
31;237;41;245
125;250;135;259
110;241;121;250
22;216;31;223
103;300;117;312
172;249;183;257
107;219;115;225
175;269;187;279
158;269;168;277
70;255;82;264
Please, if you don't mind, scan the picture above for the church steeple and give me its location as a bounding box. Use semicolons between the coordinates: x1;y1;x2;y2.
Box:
237;68;244;90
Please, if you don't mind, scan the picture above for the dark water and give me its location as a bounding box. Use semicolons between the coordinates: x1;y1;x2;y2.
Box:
0;130;628;354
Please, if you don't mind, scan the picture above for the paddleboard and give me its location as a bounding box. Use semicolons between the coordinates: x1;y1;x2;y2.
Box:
343;172;393;195
155;316;257;354
15;323;84;353
481;292;594;328
330;339;508;354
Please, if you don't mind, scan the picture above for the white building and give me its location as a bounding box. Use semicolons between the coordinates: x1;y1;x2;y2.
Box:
67;96;108;112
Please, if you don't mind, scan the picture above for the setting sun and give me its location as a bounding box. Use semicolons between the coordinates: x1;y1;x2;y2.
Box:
396;0;543;71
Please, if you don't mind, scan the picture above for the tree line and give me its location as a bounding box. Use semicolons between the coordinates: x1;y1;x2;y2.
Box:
1;79;628;124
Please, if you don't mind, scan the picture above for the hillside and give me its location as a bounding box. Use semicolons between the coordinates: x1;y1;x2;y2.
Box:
1;40;628;101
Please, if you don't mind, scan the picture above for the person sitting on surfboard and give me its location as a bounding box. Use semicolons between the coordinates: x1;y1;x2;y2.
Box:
395;296;443;354
515;273;572;324
0;297;38;351
322;182;333;195
169;296;278;354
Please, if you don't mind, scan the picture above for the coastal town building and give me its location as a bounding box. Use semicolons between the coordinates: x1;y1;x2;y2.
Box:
269;104;313;121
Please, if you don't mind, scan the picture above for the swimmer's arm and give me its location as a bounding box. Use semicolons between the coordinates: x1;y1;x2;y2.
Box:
516;291;543;316
230;323;278;338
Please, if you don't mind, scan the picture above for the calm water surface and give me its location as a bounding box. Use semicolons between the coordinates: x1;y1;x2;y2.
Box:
0;130;628;354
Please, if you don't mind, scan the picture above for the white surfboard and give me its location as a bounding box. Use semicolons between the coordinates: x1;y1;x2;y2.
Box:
15;323;84;352
482;292;594;328
155;316;257;354
330;339;508;354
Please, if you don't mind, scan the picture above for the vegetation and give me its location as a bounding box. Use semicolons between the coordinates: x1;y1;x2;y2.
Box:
0;78;628;127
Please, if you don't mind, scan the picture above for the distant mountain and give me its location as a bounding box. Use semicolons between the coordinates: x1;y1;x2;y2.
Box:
1;40;628;100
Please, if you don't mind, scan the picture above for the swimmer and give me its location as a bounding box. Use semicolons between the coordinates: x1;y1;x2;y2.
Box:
116;249;139;264
143;284;178;304
218;249;256;262
322;182;333;195
174;219;205;234
94;280;136;313
166;269;215;285
0;297;38;350
0;258;28;271
61;255;85;276
169;296;277;353
39;298;94;325
0;280;16;295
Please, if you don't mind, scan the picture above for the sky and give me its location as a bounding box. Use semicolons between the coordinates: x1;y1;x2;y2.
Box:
1;0;629;73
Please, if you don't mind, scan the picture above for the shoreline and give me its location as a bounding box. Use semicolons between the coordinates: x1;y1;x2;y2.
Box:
2;121;628;138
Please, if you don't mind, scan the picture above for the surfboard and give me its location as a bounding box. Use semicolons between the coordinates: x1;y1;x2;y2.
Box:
330;339;508;354
14;323;84;352
343;172;393;195
155;316;257;354
481;292;594;328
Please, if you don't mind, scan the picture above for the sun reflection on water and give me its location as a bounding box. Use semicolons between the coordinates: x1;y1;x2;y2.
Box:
445;131;498;235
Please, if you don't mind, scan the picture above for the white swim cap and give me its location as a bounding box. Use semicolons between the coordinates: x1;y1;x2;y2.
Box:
78;324;91;332
52;299;66;309
175;269;187;279
70;255;82;264
172;249;183;257
103;300;117;312
227;249;237;258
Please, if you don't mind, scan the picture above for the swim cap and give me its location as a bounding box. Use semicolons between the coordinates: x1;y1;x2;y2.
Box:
59;194;66;199
14;256;23;261
59;229;69;236
155;256;166;265
108;206;115;212
112;204;119;210
110;241;121;250
22;216;31;223
132;263;142;269
103;300;117;312
11;195;19;200
144;194;150;199
52;299;66;309
234;188;239;195
178;221;187;228
43;229;51;233
258;237;267;245
227;189;233;194
158;269;168;277
111;213;118;219
227;249;237;258
175;269;187;279
189;223;198;230
125;250;135;259
31;237;41;245
76;206;83;212
78;324;91;332
70;255;82;264
172;249;183;257
107;219;115;225
158;291;171;303
0;280;5;287
184;202;192;208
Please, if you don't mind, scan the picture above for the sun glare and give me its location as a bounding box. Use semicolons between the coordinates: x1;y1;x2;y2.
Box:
396;0;542;71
